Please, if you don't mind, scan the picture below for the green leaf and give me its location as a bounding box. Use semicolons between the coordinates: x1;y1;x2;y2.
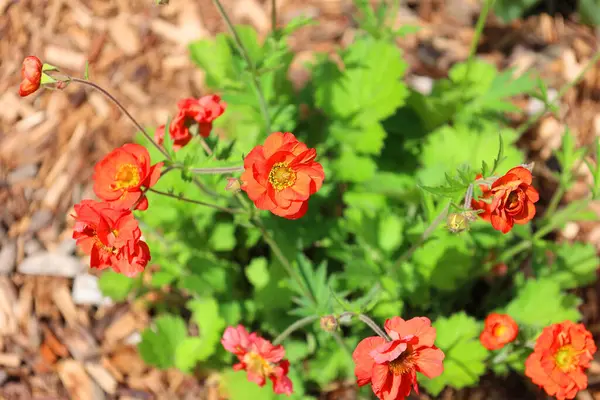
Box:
329;121;387;155
505;278;581;328
314;37;408;122
187;298;226;362
534;242;599;289
493;0;539;22
175;337;204;372
378;213;403;252
188;34;234;88
83;61;90;80
579;0;600;25
138;315;188;369
98;270;134;301
420;312;488;396
246;257;270;290
221;370;277;400
332;149;377;182
209;222;236;251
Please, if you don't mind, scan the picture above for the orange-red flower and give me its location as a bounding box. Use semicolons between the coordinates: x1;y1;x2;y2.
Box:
221;325;293;396
155;95;226;151
93;144;163;211
240;132;324;219
525;321;597;400
72;200;150;277
471;166;539;233
19;56;43;97
480;313;519;350
352;317;445;400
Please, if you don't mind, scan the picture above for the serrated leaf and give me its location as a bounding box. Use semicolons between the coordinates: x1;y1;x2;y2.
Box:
138;315;188;369
332;149;377;183
505;278;581;328
420;312;488;396
314;37;408;122
535;242;599;290
209;222;236;251
186;298;226;362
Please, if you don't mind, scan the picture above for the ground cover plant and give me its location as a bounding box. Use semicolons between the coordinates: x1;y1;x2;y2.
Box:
18;0;600;398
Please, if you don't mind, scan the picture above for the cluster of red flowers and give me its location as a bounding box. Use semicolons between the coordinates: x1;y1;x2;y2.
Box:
221;325;293;395
472;166;540;234
155;95;226;151
479;313;597;400
72;144;163;276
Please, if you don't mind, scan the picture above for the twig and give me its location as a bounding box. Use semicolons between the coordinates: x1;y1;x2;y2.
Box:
272;315;319;345
148;188;242;214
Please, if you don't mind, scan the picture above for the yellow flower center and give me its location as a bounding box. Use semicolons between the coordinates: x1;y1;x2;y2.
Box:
493;324;508;337
554;345;578;372
244;352;273;378
114;163;140;190
388;346;416;376
268;162;296;191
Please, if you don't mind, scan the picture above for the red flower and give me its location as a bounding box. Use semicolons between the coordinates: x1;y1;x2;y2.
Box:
525;321;597;400
19;56;43;97
479;313;518;350
93;144;163;211
155;95;226;151
72;200;150;277
221;325;293;396
471;167;539;233
240;132;325;219
352;317;445;400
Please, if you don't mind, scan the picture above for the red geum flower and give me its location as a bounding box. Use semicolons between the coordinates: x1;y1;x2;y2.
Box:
352;317;445;400
72;200;150;277
93;143;163;211
155;95;226;151
471;166;539;234
240;132;325;219
480;313;519;350
525;321;597;400
221;325;293;396
19;56;43;97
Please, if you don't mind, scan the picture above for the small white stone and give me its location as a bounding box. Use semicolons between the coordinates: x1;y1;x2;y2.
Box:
72;274;112;306
18;252;85;277
0;240;17;275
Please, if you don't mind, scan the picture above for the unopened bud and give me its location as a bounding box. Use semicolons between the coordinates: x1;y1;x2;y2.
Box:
320;315;338;332
520;162;535;172
225;178;241;193
447;212;471;233
491;263;508;277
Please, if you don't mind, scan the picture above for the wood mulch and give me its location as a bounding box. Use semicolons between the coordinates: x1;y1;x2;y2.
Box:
1;0;600;399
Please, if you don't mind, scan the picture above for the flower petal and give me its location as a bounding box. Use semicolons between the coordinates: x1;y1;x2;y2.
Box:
352;336;386;386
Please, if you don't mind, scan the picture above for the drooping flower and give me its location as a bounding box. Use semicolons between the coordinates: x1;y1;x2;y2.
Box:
19;56;43;97
471;167;539;233
240;132;325;219
352;317;445;400
155;95;226;151
72;200;150;277
479;313;518;350
93;144;163;211
221;325;293;396
525;321;597;400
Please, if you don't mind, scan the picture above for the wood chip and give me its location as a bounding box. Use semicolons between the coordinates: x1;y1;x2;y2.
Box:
104;312;138;345
44;45;86;71
108;15;142;56
0;277;18;336
52;282;80;327
57;359;104;400
85;362;117;395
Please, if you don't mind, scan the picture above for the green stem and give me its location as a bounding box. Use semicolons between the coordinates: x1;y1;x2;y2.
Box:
211;0;272;133
272;315;319;345
517;50;600;137
189;166;245;174
148;188;242;214
543;185;566;220
464;0;494;80
70;77;170;160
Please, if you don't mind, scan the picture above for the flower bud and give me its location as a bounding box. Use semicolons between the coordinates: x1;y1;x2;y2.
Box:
19;56;43;97
225;177;241;193
447;212;471;233
320;315;338;332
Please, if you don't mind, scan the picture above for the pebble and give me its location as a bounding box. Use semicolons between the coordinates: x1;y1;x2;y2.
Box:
527;88;558;116
18;252;85;277
72;274;112;306
57;237;77;255
24;238;43;256
407;75;434;95
0;240;17;275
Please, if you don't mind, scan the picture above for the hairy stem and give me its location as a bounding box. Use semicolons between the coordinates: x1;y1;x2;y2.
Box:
463;0;494;82
148;188;242;214
70;78;170;160
189;166;245;174
272;315;320;345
